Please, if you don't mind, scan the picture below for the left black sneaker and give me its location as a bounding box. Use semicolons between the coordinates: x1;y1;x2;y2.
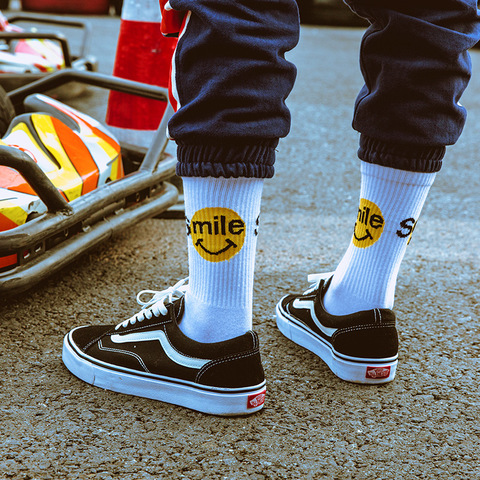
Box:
276;274;399;384
62;279;266;416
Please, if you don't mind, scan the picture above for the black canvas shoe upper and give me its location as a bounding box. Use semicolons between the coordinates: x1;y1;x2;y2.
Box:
279;277;398;359
71;294;265;390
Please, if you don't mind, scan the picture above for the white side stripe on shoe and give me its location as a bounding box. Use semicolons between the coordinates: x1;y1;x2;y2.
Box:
98;340;150;372
291;299;338;337
110;331;210;369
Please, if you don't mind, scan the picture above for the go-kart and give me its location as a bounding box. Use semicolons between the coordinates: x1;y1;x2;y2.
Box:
0;12;97;97
0;69;178;295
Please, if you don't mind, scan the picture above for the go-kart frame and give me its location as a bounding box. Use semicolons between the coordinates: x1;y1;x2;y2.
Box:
0;69;178;295
0;13;98;93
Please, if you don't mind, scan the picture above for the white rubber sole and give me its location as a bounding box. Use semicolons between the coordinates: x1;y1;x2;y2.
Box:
62;332;266;416
276;301;397;384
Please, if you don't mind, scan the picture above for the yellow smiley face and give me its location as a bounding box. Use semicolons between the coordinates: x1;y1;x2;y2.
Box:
189;207;246;262
352;198;384;248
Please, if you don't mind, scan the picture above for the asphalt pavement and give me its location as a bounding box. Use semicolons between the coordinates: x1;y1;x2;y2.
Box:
1;10;479;480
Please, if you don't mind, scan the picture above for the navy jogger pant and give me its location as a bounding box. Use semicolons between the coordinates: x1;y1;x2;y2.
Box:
166;0;480;177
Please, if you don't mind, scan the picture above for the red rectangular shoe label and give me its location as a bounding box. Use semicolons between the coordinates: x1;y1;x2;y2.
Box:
247;389;266;409
366;366;391;379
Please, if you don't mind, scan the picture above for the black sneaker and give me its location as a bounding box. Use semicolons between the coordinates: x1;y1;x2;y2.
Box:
62;279;266;416
276;274;398;384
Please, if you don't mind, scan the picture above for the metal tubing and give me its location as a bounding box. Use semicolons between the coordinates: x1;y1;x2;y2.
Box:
140;103;175;172
0;145;72;214
0;182;178;294
7;14;92;58
0;32;73;67
0;155;177;255
7;70;169;112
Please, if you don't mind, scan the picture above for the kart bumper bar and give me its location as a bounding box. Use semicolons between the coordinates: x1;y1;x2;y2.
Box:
0;146;73;215
8;70;170;111
0;70;178;295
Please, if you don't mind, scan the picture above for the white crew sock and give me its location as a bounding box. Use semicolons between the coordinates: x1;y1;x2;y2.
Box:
180;176;263;343
323;162;436;315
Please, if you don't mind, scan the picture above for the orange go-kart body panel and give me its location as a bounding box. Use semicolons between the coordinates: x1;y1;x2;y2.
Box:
0;94;123;270
0;70;177;295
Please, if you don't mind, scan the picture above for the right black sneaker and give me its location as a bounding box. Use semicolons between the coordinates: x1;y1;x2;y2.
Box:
62;279;266;416
276;274;399;384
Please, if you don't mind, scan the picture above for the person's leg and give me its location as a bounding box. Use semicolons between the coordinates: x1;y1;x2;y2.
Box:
325;0;479;313
180;176;264;343
323;0;479;315
168;0;298;344
323;162;436;315
277;0;480;383
62;0;299;415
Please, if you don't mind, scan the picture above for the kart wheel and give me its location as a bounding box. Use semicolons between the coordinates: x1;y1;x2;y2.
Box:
0;84;15;137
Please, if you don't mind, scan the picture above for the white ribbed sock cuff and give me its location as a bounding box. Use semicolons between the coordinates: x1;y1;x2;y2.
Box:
360;162;436;234
180;176;263;342
324;163;436;314
183;176;263;307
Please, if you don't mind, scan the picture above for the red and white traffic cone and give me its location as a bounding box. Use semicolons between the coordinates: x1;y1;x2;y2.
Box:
106;0;177;147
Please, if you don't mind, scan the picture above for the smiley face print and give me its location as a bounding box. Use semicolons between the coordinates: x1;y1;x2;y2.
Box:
188;207;246;262
352;198;384;248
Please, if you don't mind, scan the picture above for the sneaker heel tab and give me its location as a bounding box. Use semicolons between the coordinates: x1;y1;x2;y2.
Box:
226;330;259;351
197;349;265;389
377;308;396;324
248;330;260;349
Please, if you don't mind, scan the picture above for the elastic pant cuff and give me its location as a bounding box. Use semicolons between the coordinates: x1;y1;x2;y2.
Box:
175;140;278;178
358;135;445;173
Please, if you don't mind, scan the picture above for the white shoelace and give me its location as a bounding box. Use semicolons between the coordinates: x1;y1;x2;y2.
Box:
115;278;189;330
